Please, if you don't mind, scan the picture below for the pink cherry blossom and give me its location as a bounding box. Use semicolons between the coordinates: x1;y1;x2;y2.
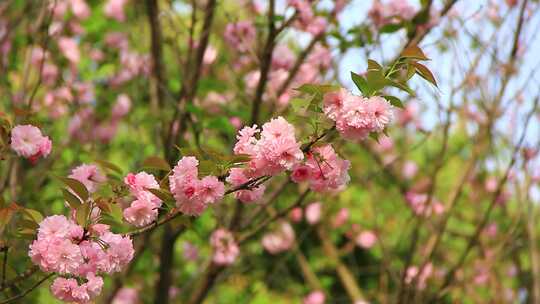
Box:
226;168;266;203
70;0;91;20
104;0;129;22
356;230;377;249
303;290;325;304
289;207;303;222
292;145;350;192
112;287;139;304
112;94;132;118
69;164;106;193
169;156;225;216
10;124;52;161
210;228;239;266
262;222;295;254
123;198;158;227
331;208;350;228
224;21;256;52
305;202;322;225
233;117;303;177
58;37;80;64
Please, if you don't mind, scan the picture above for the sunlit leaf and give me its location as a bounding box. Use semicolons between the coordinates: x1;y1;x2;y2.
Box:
142;156;171;171
62;189;82;209
351;72;368;95
94;160;122;174
147;188;175;202
411;61;438;87
383;95;404;109
400;45;429;61
58;177;89;202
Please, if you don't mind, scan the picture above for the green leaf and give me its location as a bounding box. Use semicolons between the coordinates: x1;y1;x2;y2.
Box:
94;160;122;174
142;156;171;172
291;98;311;112
383;95;404;109
76;203;90;227
0;203;19;234
22;208;43;224
206;117;235;135
369;132;381;143
380;23;404;33
95;199;112;214
58;177;89;202
366;69;388;95
62;189;82;209
147;188;175;202
400;45;429;61
294;84;340;95
198;160;217;176
351;72;368;95
411;61;438;87
367;59;383;71
388;81;415;96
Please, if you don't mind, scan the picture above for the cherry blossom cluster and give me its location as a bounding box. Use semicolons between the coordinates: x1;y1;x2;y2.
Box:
233;116;304;177
323;89;394;140
28;215;134;303
368;0;417;28
287;0;328;36
291;145;351;192
210;228;239;266
405;191;445;217
169;156;225;216
10;124;52;163
122;172;163;227
262;222;296;254
223;12;332;109
68;94;132;143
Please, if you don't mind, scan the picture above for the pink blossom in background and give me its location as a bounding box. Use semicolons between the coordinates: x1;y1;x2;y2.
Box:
203;45;218;65
210;228;239;265
224;21;256;52
289;207;303;223
112;94;132;118
402;160;418;179
104;0;129;22
229;116;243;129
69;164;106;193
182;242;199;261
307;44;332;69
368;0;417;28
10;124;52;161
303;290;325;304
58;37;80;64
376;136;394;152
332;208;350;228
272;44;296;70
262;222;295;254
70;0;91;20
356;230;377;249
405;263;433;290
485;176;498;193
305;202;322;225
112;287;139;304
